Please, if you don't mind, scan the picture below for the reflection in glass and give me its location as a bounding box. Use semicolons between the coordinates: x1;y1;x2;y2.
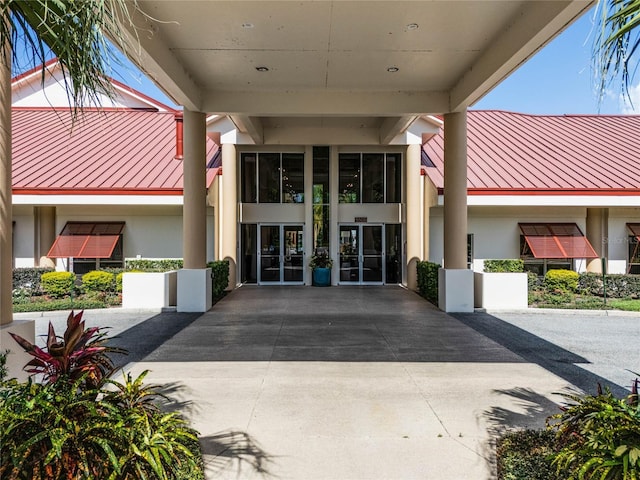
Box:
362;154;384;203
241;224;257;283
241;154;257;203
339;154;360;203
282;153;304;203
260;225;280;281
386;153;401;203
385;224;401;284
259;153;281;203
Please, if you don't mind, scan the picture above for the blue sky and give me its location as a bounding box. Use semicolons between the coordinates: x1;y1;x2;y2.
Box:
473;6;638;115
105;6;639;115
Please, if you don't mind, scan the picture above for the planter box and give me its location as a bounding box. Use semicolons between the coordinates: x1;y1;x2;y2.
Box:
474;272;527;309
122;271;177;309
1;319;36;382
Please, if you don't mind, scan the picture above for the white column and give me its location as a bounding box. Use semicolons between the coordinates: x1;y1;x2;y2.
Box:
439;111;473;312
405;144;422;290
177;109;211;312
221;143;237;288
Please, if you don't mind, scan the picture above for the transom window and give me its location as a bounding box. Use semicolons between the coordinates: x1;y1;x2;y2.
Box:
241;152;304;204
338;153;401;204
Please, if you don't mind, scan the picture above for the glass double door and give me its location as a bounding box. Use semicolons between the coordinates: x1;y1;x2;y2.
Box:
243;224;304;284
339;224;402;285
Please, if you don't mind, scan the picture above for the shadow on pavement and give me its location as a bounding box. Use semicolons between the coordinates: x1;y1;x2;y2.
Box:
108;311;202;367
199;430;276;478
452;312;629;398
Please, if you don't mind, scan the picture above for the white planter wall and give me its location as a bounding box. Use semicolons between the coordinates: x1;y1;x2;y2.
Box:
474;272;528;310
122;271;177;309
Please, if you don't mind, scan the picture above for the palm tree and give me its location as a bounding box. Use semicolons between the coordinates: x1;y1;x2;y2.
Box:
0;1;143;325
594;0;640;104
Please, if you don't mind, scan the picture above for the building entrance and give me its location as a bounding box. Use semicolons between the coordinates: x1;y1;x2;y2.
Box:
339;224;401;285
241;224;304;285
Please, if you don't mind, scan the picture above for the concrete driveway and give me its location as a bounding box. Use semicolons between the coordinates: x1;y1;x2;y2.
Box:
17;286;636;479
111;286;586;480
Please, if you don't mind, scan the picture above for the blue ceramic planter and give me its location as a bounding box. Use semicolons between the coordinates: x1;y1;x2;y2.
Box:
312;267;331;286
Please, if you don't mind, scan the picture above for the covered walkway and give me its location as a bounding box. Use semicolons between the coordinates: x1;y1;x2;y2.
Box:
120;286;579;479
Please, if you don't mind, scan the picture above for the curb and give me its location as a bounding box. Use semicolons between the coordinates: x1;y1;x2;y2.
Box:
479;307;640;317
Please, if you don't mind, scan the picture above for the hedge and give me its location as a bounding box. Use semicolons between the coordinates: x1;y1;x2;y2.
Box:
81;270;115;293
417;261;440;305
40;271;76;298
12;267;54;294
125;259;183;272
484;259;524;273
496;429;565;480
13;298;106;313
544;269;579;293
578;272;640;298
208;260;230;301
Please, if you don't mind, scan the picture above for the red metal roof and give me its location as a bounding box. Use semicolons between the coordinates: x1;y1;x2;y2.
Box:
423;110;640;195
12;108;219;195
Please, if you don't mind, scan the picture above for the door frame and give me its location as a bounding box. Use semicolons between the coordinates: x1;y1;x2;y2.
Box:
338;223;385;285
257;223;305;285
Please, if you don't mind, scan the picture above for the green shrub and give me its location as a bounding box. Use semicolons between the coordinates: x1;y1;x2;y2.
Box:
115;272;123;292
528;271;542;291
12;267;54;295
13;298;106;313
40;271;76;298
0;350;8;382
125;258;183;272
496;429;565;480
579;272;640;299
484;259;524;273
417;261;440;305
81;270;115;293
1;313;204;479
208;260;230;301
544;269;579;293
550;382;640;480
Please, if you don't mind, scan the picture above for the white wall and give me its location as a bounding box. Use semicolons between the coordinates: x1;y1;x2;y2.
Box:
429;205;591;270
607;207;640;274
12;206;35;268
12;204;217;269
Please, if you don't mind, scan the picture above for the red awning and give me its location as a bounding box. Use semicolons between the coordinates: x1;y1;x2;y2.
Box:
627;223;640;239
47;222;124;258
519;223;598;259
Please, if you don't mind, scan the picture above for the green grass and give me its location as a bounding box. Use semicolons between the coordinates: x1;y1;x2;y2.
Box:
606;298;640;311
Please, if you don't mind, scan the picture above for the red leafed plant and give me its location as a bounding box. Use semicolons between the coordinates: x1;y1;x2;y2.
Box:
9;310;124;387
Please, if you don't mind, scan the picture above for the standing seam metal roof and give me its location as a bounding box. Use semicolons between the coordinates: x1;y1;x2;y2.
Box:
12;108;219;194
422;110;640;193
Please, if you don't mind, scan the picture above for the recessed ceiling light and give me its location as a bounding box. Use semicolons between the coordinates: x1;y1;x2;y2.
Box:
255;66;269;72
242;23;254;29
406;23;419;30
387;67;399;73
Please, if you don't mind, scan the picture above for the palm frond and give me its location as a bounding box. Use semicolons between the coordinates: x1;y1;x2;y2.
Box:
1;0;144;118
593;0;640;106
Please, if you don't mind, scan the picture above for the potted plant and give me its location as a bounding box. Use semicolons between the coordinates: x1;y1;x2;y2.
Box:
309;250;333;287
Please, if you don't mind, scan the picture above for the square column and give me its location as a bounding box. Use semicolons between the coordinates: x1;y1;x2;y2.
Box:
179;109;209;312
440;111;473;312
220;143;237;288
405;143;422;290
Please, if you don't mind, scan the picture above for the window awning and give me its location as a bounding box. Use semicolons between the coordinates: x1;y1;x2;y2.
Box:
627;223;640;239
519;223;598;259
47;222;124;258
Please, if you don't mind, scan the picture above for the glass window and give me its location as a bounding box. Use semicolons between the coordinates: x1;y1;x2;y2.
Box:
240;154;257;203
339;152;402;203
282;153;304;203
339;154;360;203
258;153;281;203
362;153;384;203
386;153;401;203
313;146;330;204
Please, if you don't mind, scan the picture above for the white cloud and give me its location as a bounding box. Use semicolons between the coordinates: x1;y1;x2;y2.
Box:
620;81;640;114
